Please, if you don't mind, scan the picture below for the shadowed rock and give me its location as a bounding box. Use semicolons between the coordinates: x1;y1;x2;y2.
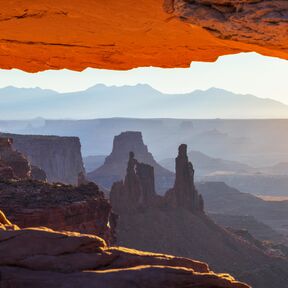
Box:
110;152;158;213
0;159;14;180
166;144;203;212
0;137;31;179
167;0;288;52
88;131;174;194
110;144;288;288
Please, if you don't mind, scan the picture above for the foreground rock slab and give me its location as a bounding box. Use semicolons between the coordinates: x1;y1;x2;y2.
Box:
0;224;249;288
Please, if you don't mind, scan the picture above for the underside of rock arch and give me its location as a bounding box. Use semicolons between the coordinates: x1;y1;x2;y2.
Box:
0;0;287;72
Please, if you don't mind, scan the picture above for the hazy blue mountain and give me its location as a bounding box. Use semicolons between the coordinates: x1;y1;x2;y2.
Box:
1;85;288;119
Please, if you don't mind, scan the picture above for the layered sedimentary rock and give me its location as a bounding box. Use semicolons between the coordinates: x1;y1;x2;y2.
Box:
110;145;288;288
0;211;249;288
0;180;116;244
1;133;85;185
88;131;174;193
0;1;287;72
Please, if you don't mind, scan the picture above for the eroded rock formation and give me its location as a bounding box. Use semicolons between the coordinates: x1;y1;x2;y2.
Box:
0;180;116;244
1;133;85;185
110;145;288;288
0;137;31;179
0;0;287;72
110;144;203;213
166;144;203;211
110;152;159;213
88;131;174;194
0;212;250;288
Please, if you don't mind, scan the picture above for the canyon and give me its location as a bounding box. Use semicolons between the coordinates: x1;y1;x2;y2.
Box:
110;143;288;288
1;133;287;287
0;1;287;286
0;137;251;287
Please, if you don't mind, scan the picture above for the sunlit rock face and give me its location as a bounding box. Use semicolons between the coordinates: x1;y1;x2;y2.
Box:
0;0;287;72
0;210;250;288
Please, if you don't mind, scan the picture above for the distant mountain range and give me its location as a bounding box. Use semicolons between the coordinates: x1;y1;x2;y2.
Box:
1;85;288;119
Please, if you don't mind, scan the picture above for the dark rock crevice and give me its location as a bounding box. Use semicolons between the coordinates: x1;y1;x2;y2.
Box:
169;0;288;50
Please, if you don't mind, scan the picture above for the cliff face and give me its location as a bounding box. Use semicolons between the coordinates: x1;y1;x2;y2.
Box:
88;131;174;194
0;160;14;180
0;181;116;244
0;137;31;179
1;133;85;185
110;144;288;288
0;210;250;288
0;0;287;72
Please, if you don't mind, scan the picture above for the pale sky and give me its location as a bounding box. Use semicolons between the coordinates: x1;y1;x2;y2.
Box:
0;52;287;103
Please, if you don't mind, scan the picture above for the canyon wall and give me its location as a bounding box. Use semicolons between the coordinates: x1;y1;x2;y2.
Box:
1;133;85;184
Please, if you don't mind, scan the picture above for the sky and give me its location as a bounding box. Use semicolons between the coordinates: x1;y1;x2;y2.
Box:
0;52;287;103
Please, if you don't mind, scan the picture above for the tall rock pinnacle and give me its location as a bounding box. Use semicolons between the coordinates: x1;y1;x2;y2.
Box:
110;151;157;213
110;144;204;214
166;144;203;212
